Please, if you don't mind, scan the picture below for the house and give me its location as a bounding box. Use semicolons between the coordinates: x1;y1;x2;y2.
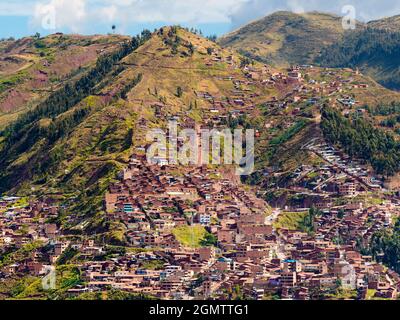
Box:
281;272;297;288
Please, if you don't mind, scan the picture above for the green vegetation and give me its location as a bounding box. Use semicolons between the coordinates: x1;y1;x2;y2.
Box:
367;220;400;273
269;120;307;148
274;207;320;233
366;102;400;116
321;106;400;176
273;211;309;230
0;31;151;193
0;241;43;268
200;233;218;247
318;28;400;90
4;277;44;300
2;34;148;145
57;246;79;265
0;71;28;93
219;11;345;66
172;225;210;248
176;86;183;98
140;260;165;270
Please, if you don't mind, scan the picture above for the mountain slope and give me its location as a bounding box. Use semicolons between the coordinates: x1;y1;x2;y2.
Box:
1;26;400;227
0;34;129;128
220;11;400;91
317;28;400;90
219;11;351;66
0;27;278;208
368;15;400;31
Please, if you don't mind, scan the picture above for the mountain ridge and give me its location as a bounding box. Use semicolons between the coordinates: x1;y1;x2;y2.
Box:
218;11;355;67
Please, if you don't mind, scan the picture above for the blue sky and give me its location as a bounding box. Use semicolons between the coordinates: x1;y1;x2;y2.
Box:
1;0;400;39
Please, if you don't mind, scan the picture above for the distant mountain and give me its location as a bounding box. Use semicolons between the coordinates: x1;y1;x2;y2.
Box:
218;11;353;67
220;11;400;90
368;15;400;32
317;28;400;90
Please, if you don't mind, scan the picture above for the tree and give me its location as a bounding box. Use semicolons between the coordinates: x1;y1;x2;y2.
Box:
240;57;251;68
200;233;217;247
176;86;183;98
207;35;217;42
188;43;195;56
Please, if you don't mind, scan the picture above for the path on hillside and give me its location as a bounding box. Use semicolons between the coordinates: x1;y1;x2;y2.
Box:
266;208;287;260
117;62;227;72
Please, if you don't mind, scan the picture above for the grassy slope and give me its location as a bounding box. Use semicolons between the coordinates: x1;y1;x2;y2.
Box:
273;211;308;230
172;225;208;248
219;11;349;67
220;11;400;91
368;15;400;32
0;34;129;129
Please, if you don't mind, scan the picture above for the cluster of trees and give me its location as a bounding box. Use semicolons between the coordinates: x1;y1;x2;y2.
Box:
380;116;400;128
0;37;15;42
200;233;218;247
206;35;218;43
120;73;143;100
317;28;400;89
321;107;400;177
240;57;253;68
365;220;400;273
365;102;400;116
300;207;321;234
318;28;400;68
45;107;91;144
162;27;195;56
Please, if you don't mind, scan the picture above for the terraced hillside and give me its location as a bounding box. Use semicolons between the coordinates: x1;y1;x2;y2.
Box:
0;34;129;128
0;27;279;220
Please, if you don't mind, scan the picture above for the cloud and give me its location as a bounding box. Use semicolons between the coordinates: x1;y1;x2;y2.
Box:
33;0;87;32
6;0;400;34
228;0;400;28
31;0;247;33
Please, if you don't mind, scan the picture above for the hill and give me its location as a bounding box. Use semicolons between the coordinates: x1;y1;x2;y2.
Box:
1;26;400;226
0;33;129;128
368;15;400;31
0;27;278;221
317;27;400;90
218;11;351;67
219;11;400;91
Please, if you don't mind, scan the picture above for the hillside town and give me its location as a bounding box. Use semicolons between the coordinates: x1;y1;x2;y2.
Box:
2;150;400;300
1;34;400;301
